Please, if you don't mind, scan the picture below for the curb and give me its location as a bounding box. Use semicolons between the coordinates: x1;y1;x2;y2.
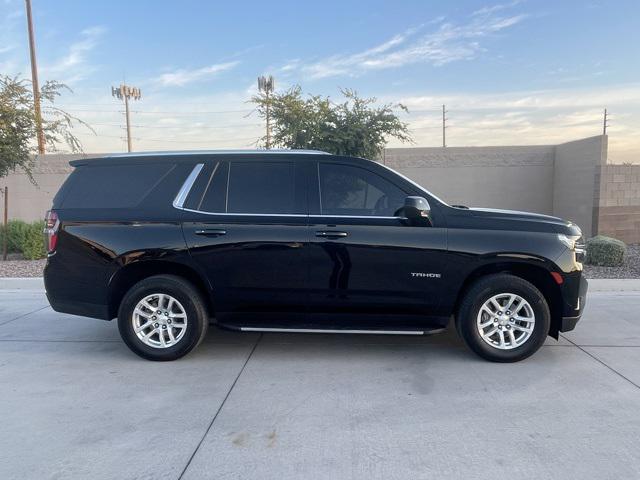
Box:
1;277;640;293
0;278;45;290
588;279;640;292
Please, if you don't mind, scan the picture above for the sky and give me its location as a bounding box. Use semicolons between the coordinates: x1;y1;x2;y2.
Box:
1;0;639;162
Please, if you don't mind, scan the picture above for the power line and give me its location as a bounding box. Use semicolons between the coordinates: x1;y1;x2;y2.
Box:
87;122;262;130
60;108;254;115
76;132;259;144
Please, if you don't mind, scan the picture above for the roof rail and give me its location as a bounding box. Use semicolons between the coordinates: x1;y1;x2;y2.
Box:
106;149;330;158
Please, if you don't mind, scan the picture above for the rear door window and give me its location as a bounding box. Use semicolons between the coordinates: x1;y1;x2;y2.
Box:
184;161;228;213
226;162;300;214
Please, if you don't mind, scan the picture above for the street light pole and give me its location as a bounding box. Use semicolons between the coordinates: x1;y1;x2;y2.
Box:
25;0;45;154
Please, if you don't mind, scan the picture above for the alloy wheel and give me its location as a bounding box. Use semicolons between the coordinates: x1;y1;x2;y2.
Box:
476;293;535;350
132;293;188;348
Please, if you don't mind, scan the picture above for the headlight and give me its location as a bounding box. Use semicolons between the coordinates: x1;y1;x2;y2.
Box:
557;234;576;250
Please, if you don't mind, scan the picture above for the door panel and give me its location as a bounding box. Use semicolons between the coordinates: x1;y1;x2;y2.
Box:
307;216;447;315
180;158;309;318
183;218;309;314
307;160;449;319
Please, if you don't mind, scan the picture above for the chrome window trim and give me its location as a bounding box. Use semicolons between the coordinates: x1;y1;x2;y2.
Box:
173;163;406;220
173;163;204;209
311;214;404;220
175;207;403;220
178;207;306;217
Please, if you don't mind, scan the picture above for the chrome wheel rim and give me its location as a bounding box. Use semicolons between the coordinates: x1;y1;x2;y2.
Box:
476;293;535;350
132;293;188;348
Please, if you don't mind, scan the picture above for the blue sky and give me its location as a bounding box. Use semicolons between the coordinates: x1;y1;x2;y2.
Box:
1;0;639;161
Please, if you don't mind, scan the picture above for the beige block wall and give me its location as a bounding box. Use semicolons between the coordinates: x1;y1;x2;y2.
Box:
594;165;640;244
384;145;555;214
552;135;607;237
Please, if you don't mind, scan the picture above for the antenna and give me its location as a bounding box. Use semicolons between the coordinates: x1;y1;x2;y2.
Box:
258;75;275;149
111;84;142;152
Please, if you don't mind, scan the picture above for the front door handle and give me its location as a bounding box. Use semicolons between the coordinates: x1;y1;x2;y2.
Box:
316;230;348;239
194;229;227;237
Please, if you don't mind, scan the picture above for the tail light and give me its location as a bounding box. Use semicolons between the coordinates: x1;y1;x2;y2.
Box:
44;210;60;254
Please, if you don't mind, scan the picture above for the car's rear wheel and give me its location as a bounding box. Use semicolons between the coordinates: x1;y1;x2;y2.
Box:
456;274;550;362
117;275;208;361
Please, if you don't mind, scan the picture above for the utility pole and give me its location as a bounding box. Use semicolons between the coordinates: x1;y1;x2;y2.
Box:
603;108;610;136
442;104;448;148
25;0;45;154
111;84;141;152
258;75;275;149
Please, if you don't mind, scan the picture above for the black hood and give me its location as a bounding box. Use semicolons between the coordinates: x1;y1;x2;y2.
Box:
446;206;582;236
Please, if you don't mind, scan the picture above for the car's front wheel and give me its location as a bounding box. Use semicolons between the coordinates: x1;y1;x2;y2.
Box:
457;274;550;362
117;275;208;361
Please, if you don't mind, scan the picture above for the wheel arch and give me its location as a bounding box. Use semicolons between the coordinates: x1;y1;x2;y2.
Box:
107;260;214;320
453;260;563;338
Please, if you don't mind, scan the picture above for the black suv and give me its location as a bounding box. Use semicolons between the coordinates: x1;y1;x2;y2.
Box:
44;150;587;362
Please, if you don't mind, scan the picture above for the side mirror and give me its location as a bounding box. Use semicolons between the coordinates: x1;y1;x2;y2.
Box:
401;196;431;223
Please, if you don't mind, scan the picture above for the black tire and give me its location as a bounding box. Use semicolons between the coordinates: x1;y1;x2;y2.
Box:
456;274;550;363
117;275;208;361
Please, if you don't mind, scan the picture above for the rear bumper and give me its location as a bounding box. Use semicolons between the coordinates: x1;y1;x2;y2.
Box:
46;295;111;320
44;258;111;321
558;271;588;332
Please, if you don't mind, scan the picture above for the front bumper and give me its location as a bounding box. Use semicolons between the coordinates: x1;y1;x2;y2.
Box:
558;271;588;332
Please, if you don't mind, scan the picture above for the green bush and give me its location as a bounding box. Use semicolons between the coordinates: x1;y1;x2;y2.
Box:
20;221;46;260
0;220;46;259
0;219;30;253
585;235;627;267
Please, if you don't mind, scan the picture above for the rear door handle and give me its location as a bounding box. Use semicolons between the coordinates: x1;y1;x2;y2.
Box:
194;229;227;237
315;230;348;239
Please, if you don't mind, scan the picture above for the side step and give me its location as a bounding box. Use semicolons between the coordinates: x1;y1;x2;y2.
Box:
237;327;445;336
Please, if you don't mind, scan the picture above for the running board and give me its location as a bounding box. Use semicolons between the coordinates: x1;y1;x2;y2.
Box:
239;327;445;335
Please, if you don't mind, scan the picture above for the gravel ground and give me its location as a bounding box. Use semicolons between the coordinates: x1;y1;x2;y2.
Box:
0;259;46;277
583;244;640;279
1;245;639;278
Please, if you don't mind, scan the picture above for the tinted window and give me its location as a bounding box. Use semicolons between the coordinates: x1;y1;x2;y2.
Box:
319;163;407;216
62;163;174;209
227;162;298;214
184;161;228;213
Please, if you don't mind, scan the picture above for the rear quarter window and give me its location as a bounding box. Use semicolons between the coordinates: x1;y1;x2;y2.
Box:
60;163;175;209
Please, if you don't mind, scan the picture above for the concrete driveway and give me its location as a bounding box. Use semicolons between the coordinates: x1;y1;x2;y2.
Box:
1;280;639;480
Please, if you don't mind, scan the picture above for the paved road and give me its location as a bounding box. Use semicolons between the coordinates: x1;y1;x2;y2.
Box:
1;288;639;480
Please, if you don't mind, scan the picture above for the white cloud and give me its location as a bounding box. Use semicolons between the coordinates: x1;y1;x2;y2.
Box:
384;84;640;163
289;8;527;79
472;1;523;17
395;84;640;111
42;26;107;83
157;61;240;87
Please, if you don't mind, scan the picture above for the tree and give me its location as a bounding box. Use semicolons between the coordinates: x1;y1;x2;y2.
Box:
251;86;412;159
0;75;90;181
